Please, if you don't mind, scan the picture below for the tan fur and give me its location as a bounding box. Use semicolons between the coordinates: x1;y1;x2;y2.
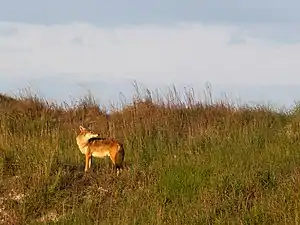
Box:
76;126;125;175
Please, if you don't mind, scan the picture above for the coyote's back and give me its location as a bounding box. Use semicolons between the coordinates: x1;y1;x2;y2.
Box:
76;126;125;175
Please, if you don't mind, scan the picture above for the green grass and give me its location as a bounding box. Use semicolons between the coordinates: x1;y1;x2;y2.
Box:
1;85;300;224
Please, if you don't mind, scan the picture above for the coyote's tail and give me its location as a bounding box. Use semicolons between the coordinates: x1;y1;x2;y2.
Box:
114;144;125;170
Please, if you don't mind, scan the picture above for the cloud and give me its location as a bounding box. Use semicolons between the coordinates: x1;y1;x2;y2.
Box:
233;23;300;44
70;37;84;46
0;25;18;37
0;21;300;88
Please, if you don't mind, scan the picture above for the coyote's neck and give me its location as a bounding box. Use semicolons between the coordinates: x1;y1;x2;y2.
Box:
76;138;89;153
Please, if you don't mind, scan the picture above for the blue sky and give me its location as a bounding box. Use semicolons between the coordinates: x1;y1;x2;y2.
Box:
1;0;300;25
0;0;300;109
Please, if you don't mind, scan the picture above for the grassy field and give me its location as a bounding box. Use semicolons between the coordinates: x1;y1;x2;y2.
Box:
1;85;300;225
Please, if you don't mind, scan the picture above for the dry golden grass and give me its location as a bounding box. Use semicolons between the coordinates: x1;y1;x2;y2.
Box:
1;84;300;224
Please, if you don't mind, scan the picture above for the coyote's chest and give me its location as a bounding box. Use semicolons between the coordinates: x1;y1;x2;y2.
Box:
79;146;88;155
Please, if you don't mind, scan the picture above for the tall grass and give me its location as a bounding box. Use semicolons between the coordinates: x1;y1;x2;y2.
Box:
1;84;300;224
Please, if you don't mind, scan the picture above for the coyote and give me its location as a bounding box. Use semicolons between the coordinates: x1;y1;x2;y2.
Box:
76;126;125;175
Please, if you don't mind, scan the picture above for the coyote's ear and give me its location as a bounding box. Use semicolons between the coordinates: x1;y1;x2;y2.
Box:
79;126;86;132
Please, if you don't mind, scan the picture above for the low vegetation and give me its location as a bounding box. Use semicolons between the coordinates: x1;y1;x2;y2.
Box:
1;84;300;224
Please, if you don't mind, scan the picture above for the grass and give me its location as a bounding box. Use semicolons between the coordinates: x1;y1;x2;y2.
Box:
1;84;300;224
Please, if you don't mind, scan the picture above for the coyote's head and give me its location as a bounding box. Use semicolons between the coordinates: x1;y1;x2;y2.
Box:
78;126;99;140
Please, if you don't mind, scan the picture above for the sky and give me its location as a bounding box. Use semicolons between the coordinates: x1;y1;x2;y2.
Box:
0;0;300;109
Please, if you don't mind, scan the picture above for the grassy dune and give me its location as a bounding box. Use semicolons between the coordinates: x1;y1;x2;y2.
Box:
1;85;300;224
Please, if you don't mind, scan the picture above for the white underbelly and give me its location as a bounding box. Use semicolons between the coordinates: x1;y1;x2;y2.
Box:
92;151;110;158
